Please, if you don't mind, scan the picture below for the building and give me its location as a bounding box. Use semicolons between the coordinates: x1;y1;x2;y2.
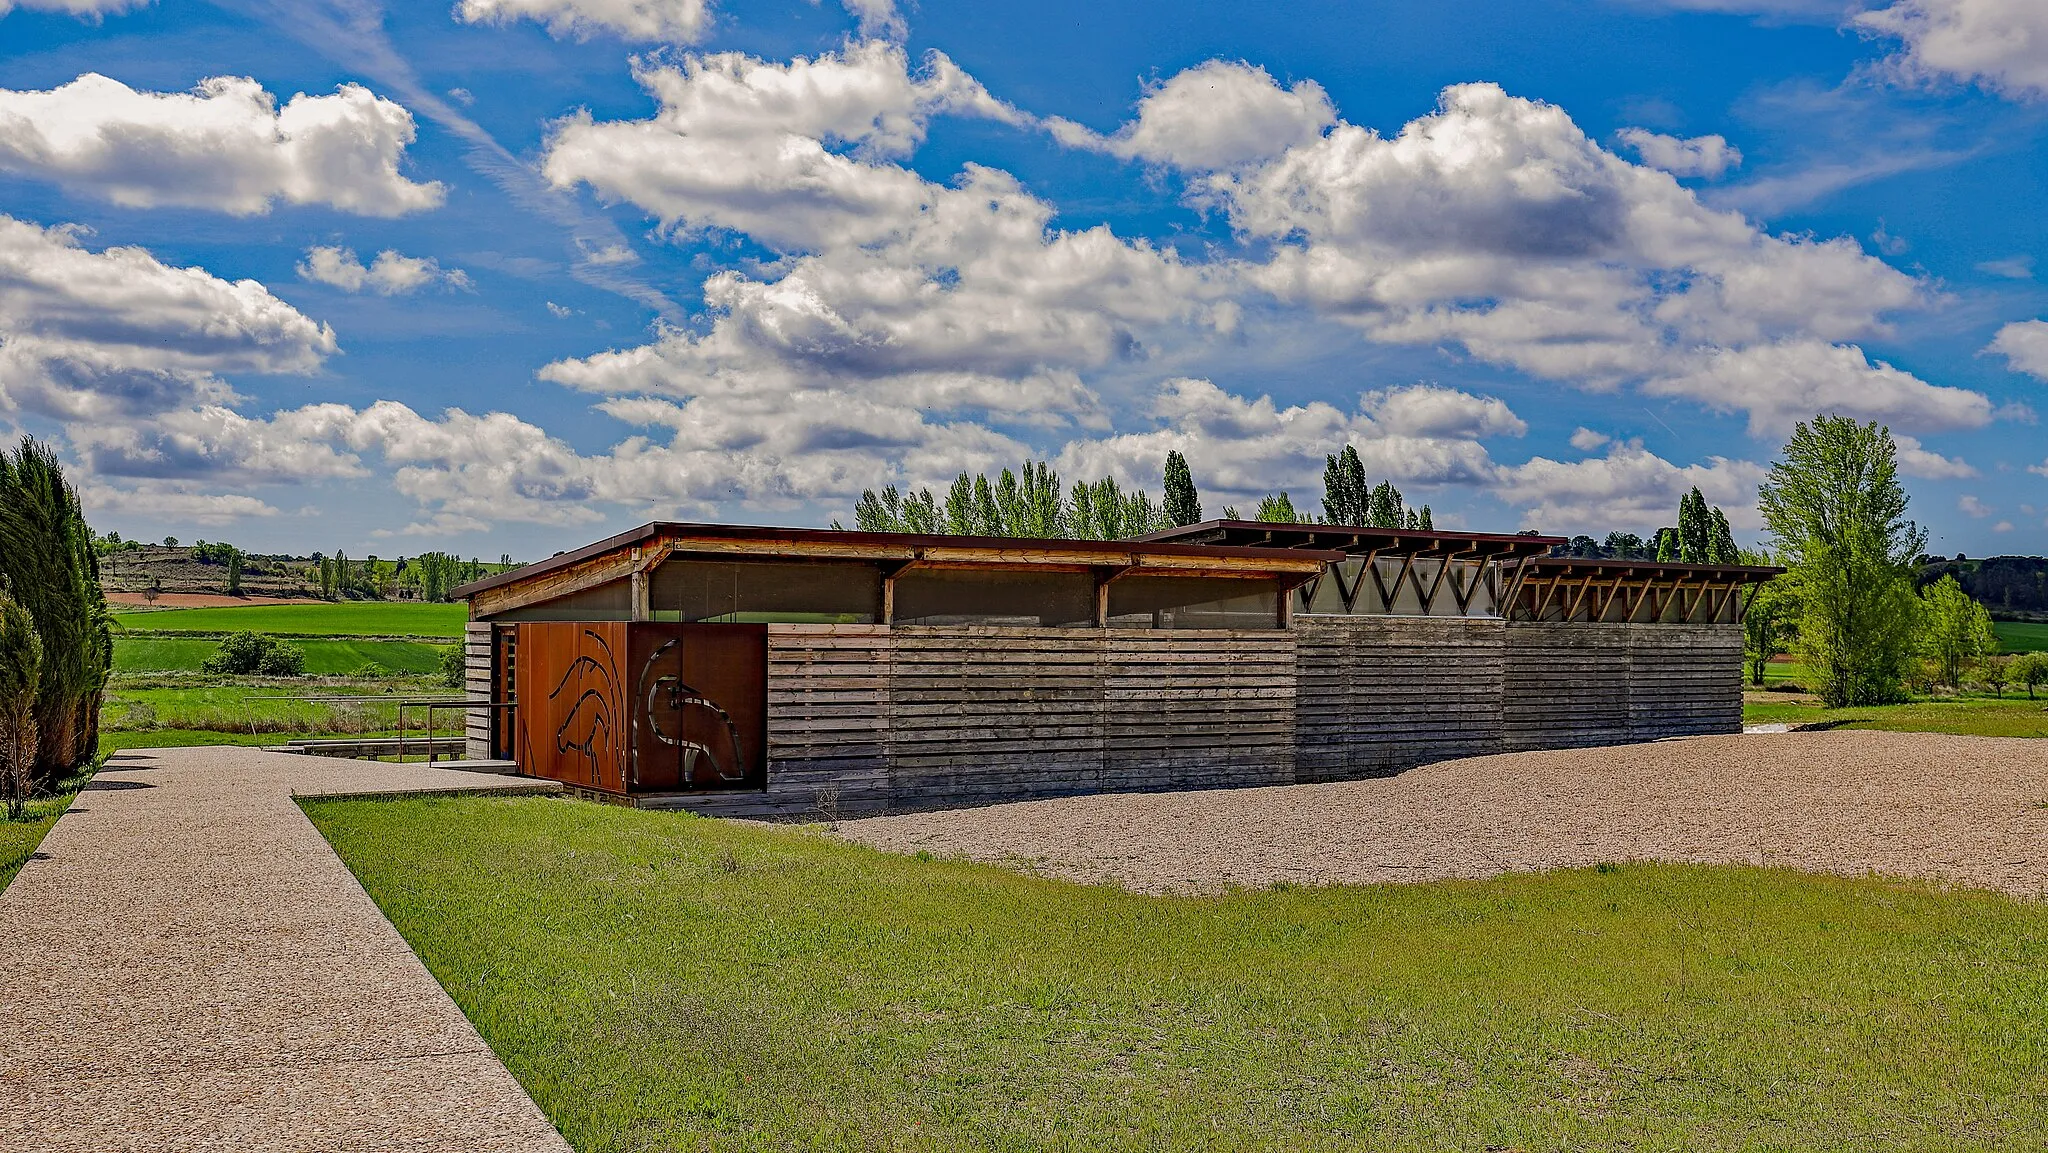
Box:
453;521;1779;815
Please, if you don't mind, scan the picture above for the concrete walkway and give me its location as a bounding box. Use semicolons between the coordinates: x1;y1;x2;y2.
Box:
1;745;574;1153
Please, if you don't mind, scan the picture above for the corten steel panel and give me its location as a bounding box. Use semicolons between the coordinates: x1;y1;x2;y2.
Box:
515;622;630;792
629;624;767;792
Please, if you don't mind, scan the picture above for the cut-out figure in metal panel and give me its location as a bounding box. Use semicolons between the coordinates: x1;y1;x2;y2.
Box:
636;638;748;785
549;630;618;785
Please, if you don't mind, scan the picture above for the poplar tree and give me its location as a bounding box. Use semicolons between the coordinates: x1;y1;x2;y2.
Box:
1255;493;1299;522
1321;446;1370;525
1162;451;1202;527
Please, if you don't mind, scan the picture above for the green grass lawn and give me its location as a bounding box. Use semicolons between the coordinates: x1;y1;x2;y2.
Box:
1994;620;2048;653
309;794;2048;1152
113;635;454;675
1742;695;2048;737
1;762;94;892
112;600;467;638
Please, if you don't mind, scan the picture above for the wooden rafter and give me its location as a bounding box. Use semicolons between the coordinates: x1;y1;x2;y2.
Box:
1561;572;1600;622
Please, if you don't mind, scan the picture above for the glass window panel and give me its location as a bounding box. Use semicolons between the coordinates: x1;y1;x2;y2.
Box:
652;558;881;623
1105;575;1280;629
892;568;1096;627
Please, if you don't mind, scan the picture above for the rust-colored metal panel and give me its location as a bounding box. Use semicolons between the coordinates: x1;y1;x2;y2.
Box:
515;621;630;793
629;624;767;792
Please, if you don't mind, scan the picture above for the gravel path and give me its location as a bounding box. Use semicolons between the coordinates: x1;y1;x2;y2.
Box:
1;746;571;1153
839;731;2048;897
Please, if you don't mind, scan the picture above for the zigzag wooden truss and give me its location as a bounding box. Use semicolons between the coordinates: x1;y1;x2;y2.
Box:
1502;560;1783;625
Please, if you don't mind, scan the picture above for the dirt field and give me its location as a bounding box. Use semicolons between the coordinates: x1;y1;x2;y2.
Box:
837;730;2048;898
108;592;325;609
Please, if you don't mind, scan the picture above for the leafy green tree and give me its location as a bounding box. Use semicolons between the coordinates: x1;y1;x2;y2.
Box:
1162;451;1201;526
2013;651;2048;700
1983;654;2013;698
1418;505;1433;530
1653;527;1677;562
0;592;42;820
1321;446;1369;525
203;632;306;677
1758;416;1926;707
942;474;977;535
439;645;465;689
1367;480;1405;529
1917;575;1996;691
1254;493;1298;522
1739;552;1799;686
0;439;110;780
226;548;244;596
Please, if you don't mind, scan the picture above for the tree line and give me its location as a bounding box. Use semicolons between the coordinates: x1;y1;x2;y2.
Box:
846;446;1433;537
1554;488;1739;564
0;440;111;815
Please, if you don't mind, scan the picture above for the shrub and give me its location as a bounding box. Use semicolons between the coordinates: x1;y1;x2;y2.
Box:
202;632;306;677
438;645;464;689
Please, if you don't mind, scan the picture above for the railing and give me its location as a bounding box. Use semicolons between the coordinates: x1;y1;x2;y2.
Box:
241;695;517;763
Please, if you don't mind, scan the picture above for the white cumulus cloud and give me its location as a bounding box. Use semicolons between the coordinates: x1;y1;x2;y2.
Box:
0;214;334;427
1499;439;1768;532
0;0;148;15
297;246;471;294
454;0;711;43
1616;128;1743;178
1856;0;2048;101
1990;319;2048;380
1048;60;1335;171
0;73;444;216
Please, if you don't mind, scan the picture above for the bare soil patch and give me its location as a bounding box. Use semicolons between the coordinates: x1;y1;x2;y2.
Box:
837;731;2048;898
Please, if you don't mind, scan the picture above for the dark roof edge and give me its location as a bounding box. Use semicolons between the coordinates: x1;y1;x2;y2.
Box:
449;521;1349;602
1135;520;1569;548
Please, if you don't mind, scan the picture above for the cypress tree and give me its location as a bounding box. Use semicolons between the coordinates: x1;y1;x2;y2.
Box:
0;439;110;780
0;591;41;820
1162;451;1202;527
1710;507;1738;564
1419;505;1434;530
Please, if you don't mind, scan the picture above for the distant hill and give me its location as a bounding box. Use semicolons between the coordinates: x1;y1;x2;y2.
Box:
99;544;314;601
1919;556;2048;619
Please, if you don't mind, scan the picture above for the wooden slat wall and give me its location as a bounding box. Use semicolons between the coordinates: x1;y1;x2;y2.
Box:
463;622;494;760
756;624;1296;813
1294;616;1506;780
1103;629;1296;791
1502;621;1741;749
1622;624;1744;739
764;625;892;812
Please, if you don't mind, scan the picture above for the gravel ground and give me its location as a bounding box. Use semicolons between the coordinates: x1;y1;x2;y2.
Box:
837;731;2048;897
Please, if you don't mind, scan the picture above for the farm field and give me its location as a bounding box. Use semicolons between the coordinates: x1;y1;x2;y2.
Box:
112;601;467;638
309;793;2048;1151
113;635;452;675
1995;620;2048;653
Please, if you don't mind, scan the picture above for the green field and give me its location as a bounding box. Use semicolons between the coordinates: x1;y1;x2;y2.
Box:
1743;695;2048;736
310;795;2048;1151
113;636;453;675
1994;620;2048;653
112;601;467;638
102;681;456;739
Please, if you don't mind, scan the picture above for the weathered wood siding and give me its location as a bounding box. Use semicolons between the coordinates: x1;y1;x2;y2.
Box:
749;625;1295;814
1502;621;1742;749
463;621;494;760
1293;615;1506;780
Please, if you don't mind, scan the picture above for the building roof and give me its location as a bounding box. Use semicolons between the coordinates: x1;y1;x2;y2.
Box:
1136;520;1566;559
452;521;1349;616
1509;557;1785;583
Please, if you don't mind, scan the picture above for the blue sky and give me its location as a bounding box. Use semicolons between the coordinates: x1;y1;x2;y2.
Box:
1;0;2044;559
